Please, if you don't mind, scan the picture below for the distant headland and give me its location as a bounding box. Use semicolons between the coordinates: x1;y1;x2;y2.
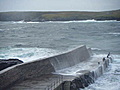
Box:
0;9;120;22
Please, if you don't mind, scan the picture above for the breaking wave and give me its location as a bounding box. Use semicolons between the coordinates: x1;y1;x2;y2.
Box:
44;20;119;23
91;48;102;51
81;54;120;90
0;47;60;62
11;20;120;24
107;33;120;35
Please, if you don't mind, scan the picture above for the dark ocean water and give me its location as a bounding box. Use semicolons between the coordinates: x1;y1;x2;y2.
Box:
0;20;120;89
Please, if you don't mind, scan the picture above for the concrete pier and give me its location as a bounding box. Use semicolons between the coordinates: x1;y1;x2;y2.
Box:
0;45;112;90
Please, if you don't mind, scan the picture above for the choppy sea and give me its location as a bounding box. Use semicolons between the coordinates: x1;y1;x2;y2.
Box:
0;20;120;89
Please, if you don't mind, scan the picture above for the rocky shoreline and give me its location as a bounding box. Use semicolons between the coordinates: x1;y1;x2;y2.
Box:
0;59;23;71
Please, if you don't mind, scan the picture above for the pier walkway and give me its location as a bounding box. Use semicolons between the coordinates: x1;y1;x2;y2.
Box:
0;46;112;90
8;56;110;90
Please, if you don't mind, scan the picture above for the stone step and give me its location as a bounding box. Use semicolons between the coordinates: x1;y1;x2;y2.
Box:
9;74;64;90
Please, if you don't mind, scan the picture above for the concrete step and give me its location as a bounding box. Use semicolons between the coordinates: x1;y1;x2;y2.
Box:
9;74;64;90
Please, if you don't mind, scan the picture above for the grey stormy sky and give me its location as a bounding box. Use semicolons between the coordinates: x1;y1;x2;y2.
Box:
0;0;120;12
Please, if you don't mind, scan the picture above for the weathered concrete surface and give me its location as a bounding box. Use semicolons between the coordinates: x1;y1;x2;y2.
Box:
7;57;111;90
0;45;111;90
59;58;111;90
0;59;55;89
8;74;75;90
49;45;91;70
0;45;90;89
8;74;64;90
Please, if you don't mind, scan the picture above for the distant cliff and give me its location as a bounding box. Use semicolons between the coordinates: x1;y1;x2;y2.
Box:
0;9;120;21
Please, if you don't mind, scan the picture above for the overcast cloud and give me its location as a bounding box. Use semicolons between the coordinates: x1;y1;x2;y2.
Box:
0;0;120;12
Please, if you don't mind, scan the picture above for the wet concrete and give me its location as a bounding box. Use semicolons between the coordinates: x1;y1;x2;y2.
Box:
0;45;112;90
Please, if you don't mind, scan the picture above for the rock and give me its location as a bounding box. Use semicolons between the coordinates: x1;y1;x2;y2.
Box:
71;71;95;89
0;59;23;71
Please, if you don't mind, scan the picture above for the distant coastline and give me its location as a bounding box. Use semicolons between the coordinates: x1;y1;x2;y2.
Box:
0;9;120;22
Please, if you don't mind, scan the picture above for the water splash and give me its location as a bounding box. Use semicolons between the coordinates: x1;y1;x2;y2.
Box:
0;47;60;62
81;55;120;90
43;20;119;23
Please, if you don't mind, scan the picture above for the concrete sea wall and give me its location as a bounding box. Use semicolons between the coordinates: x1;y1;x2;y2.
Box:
0;45;111;90
0;45;90;89
0;59;55;89
55;58;112;90
70;58;111;90
49;45;91;70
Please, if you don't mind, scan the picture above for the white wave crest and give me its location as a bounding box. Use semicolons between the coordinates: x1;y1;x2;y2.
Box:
12;20;45;24
26;22;40;23
0;47;60;62
91;48;102;51
11;20;120;24
107;33;120;35
43;20;120;23
13;20;25;23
